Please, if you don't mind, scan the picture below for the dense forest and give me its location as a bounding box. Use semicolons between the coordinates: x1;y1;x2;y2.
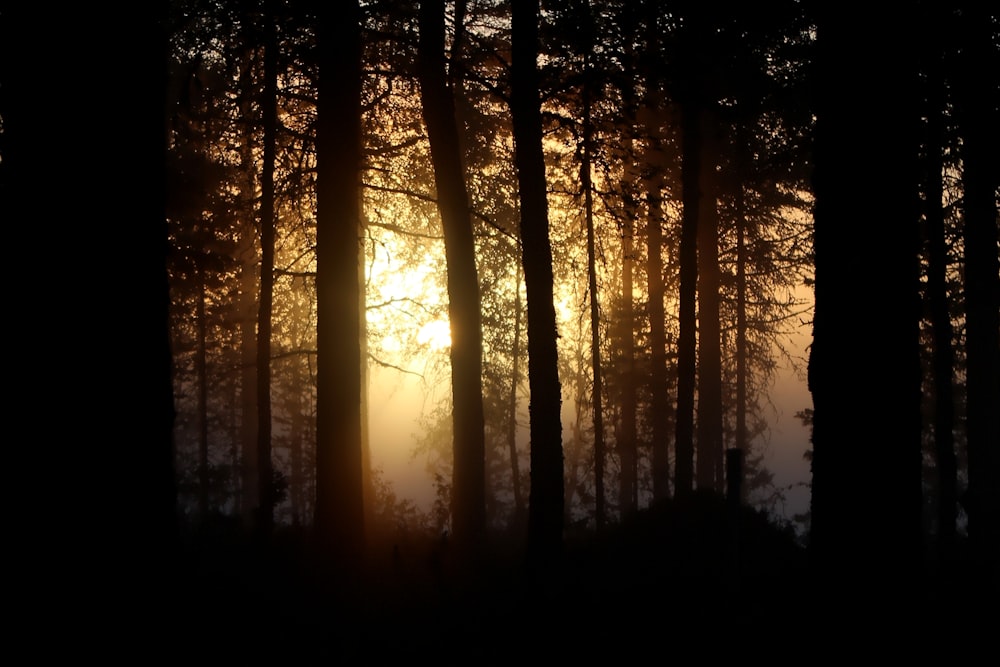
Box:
2;0;997;656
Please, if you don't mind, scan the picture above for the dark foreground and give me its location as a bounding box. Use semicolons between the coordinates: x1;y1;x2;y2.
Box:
45;492;995;660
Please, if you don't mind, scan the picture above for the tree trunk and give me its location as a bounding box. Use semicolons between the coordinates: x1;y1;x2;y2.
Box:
314;0;366;570
642;75;671;503
618;213;638;515
417;0;487;555
360;208;375;540
617;11;639;515
581;47;607;530
289;374;305;526
920;20;957;543
507;260;526;518
734;183;748;503
674;97;699;499
696;107;723;493
237;43;259;527
512;0;564;572
255;4;277;536
808;6;923;605
954;0;1000;586
196;267;210;519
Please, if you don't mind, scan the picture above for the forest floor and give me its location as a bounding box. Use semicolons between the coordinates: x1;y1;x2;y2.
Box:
54;491;995;660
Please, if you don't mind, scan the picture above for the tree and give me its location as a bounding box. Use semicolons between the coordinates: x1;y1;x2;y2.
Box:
3;0;179;642
808;5;923;604
314;0;366;569
695;102;723;493
256;0;278;536
417;0;488;556
918;0;958;544
571;0;609;529
953;1;1000;588
235;31;260;527
512;0;565;571
673;9;701;499
640;0;672;504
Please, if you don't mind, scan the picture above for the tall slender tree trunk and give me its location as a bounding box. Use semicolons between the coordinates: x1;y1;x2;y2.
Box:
196;267;210;518
235;41;260;526
618;214;638;515
617;7;640;517
512;0;564;572
228;371;239;511
239;214;260;524
642;79;671;503
508;260;526;518
153;0;179;553
734;183;748;503
675;97;699;499
417;0;487;556
314;0;366;570
255;6;277;536
696;107;723;493
360;209;375;538
920;24;957;543
808;7;923;605
645;178;671;502
237;30;260;530
954;1;1000;587
289;373;304;527
581;46;606;530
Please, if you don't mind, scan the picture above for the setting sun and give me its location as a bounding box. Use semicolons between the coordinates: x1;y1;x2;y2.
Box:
418;318;452;350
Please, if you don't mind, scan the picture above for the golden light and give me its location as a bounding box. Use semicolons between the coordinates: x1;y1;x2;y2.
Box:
417;318;452;350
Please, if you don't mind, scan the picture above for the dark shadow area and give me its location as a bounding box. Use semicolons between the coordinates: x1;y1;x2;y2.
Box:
105;491;986;660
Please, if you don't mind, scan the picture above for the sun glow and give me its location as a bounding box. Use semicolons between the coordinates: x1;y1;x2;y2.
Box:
418;318;452;350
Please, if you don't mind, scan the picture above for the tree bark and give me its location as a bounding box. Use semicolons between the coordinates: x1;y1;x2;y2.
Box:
919;16;957;543
954;0;1000;587
196;267;210;518
236;40;259;527
641;34;671;501
618;211;638;515
507;261;526;517
581;47;607;529
734;182;748;503
314;0;366;570
808;6;923;604
417;0;487;555
675;98;699;499
617;8;639;515
255;3;277;536
512;0;564;572
695;107;723;493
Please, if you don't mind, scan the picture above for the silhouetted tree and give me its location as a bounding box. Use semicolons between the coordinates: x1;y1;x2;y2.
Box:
314;0;366;569
808;5;923;604
953;1;1000;589
918;0;958;545
417;0;488;556
235;35;260;527
673;8;701;499
255;0;278;536
613;3;640;518
696;103;724;493
512;0;565;571
577;0;608;529
641;0;672;504
3;0;179;642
